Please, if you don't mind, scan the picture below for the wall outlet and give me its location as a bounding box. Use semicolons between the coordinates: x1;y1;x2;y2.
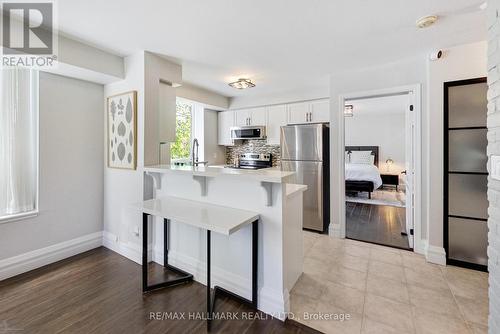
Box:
132;225;140;237
492;155;500;181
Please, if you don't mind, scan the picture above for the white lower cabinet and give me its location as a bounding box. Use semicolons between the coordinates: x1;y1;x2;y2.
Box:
218;110;234;146
266;105;287;145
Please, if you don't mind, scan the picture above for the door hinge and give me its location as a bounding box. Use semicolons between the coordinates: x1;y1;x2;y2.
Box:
409;105;414;111
410;228;414;236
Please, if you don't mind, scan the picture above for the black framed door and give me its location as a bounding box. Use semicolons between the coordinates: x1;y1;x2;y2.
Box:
444;77;488;272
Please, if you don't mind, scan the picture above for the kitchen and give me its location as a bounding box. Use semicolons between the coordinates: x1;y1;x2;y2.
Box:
142;91;331;318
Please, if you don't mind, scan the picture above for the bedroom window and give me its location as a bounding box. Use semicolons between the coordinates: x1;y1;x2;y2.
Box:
0;68;39;223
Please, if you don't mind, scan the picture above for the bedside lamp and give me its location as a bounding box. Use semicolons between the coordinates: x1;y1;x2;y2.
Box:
385;158;394;172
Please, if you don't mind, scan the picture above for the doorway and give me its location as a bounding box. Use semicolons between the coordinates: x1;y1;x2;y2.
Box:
337;85;422;252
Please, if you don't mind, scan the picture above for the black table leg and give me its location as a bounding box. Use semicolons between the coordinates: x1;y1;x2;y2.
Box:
206;220;259;331
142;214;193;293
207;230;212;331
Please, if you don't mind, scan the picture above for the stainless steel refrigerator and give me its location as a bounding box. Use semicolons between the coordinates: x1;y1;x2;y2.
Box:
281;124;330;233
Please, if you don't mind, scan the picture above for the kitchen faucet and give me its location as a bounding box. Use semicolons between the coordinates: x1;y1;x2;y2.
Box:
192;138;208;166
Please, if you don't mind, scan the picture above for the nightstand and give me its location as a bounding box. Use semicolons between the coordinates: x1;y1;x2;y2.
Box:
381;173;399;191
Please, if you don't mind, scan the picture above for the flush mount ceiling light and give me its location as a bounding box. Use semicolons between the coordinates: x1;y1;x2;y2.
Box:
228;78;255;89
416;15;438;28
344;104;354;117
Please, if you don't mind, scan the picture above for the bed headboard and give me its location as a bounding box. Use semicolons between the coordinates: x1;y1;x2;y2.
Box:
345;146;379;167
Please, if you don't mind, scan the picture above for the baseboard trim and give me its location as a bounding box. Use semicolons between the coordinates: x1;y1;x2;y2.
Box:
101;237;286;318
102;231;145;265
425;244;446;266
0;231;103;281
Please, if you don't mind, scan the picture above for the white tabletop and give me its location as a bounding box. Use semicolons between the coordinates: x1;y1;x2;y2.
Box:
135;196;259;235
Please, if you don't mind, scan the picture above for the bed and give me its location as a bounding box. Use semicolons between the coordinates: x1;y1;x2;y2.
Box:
345;146;382;199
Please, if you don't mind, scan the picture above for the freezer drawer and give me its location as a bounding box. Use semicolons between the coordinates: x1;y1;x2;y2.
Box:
282;160;324;231
281;124;324;161
448;217;488;266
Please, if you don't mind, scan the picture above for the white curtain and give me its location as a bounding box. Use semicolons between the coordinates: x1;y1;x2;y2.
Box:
0;68;37;217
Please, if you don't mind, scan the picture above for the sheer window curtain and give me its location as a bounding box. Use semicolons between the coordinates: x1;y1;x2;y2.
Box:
0;68;38;220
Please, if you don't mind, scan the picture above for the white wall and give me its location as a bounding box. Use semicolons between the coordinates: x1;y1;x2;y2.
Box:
330;41;487;261
345;112;406;176
204;109;226;165
177;83;229;110
0;72;104;260
330;55;428;253
103;51;182;257
427;41;487;258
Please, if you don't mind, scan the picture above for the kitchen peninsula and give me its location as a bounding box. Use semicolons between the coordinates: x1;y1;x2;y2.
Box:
143;165;306;318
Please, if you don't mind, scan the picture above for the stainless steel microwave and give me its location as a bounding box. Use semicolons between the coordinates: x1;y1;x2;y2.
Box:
230;126;266;140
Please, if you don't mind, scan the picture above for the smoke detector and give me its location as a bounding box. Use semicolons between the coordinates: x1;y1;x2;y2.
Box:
416;15;438;28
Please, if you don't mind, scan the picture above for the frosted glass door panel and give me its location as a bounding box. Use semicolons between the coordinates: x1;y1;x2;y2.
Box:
448;217;488;266
448;174;488;220
448;82;487;128
448;129;487;173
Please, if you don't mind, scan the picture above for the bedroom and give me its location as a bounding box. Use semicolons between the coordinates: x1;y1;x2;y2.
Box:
344;94;411;250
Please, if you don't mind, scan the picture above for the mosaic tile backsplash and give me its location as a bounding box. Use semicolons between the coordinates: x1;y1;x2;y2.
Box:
225;140;281;167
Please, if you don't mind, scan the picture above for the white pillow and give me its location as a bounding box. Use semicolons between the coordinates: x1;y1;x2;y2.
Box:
345;151;350;163
350;151;373;164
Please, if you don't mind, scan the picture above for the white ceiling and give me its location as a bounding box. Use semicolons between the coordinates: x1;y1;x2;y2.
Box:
348;95;409;116
57;0;486;99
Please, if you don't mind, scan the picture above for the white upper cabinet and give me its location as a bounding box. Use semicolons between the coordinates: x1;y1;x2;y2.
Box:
235;107;267;126
310;99;330;123
249;107;267;126
266;105;287;145
218;110;234;146
235;109;251;126
287;102;310;124
159;82;176;142
287;99;330;124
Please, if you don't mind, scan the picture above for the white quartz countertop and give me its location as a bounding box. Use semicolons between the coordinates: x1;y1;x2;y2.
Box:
134;196;259;235
144;165;296;183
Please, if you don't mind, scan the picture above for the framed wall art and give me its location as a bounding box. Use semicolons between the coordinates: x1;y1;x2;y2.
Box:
107;91;137;170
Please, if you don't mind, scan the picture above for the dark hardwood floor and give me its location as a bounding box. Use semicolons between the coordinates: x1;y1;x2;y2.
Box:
0;247;317;334
346;202;410;250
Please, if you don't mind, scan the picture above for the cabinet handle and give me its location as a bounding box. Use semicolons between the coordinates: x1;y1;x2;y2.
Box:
309;112;312;122
305;113;308;122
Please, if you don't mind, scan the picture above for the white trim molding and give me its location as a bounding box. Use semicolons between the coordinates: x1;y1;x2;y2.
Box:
425;244;446;266
0;231;103;281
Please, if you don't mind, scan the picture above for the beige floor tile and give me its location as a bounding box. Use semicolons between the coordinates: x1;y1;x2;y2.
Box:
334;253;369;272
468;322;488;334
327;266;367;291
289;293;318;321
291;273;328;299
366;273;409;304
304;304;363;334
306;243;338;262
314;235;346;250
364;293;414;333
404;267;450;292
407;284;460;317
303;256;331;277
345;244;371;258
345;238;372;248
455;295;489;325
443;267;489;300
361;317;412;334
319;281;365;314
413;307;469;334
370;248;403;265
368;260;405;282
401;255;443;276
370;243;401;253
